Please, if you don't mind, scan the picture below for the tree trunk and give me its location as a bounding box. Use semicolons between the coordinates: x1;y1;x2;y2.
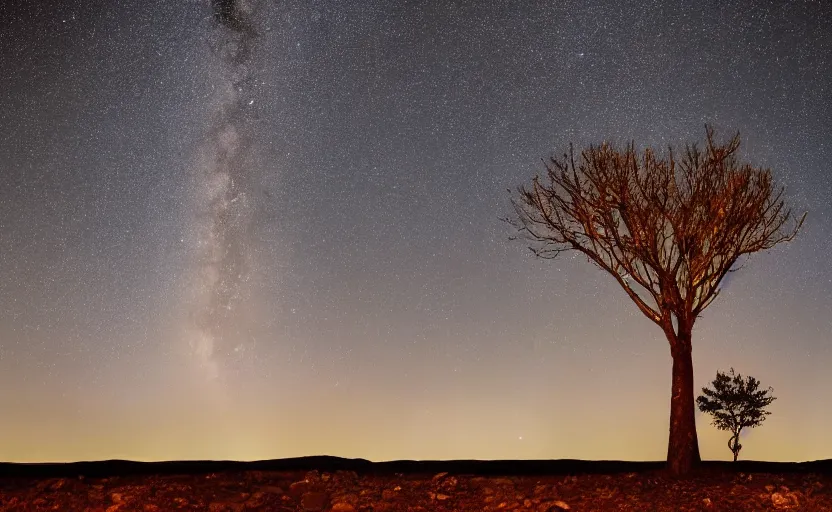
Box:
729;432;741;462
665;326;701;476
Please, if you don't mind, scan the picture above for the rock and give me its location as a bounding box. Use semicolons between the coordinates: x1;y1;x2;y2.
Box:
540;500;571;511
244;492;266;508
730;484;747;495
381;488;398;500
432;472;448;481
300;491;328;511
771;491;800;509
702;497;712;507
289;480;311;496
440;475;458;489
330;502;356;512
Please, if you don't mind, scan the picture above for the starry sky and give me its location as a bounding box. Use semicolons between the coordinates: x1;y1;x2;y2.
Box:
1;0;830;464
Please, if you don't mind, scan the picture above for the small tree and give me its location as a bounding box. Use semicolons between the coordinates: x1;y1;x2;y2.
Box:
697;368;776;461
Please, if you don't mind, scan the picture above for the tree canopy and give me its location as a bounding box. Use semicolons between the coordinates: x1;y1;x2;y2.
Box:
508;126;805;332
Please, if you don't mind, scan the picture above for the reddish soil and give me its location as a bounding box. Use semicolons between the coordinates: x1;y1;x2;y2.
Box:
1;457;830;511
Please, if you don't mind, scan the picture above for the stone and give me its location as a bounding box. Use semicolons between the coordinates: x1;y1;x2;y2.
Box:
244;492;266;508
441;475;458;488
330;502;356;512
301;491;328;511
771;491;800;509
289;480;311;496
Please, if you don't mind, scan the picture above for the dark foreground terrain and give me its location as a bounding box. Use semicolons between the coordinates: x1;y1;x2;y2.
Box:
1;456;831;511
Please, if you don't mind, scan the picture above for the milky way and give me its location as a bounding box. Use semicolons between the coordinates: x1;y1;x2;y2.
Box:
184;0;259;380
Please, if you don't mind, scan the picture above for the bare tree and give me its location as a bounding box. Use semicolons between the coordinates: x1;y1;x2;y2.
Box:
697;368;776;462
506;126;804;476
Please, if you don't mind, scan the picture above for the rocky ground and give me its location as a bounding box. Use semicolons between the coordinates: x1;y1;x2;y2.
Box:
1;457;831;511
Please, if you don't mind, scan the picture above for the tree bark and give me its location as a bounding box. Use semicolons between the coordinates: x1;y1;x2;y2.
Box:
665;326;701;476
729;432;741;462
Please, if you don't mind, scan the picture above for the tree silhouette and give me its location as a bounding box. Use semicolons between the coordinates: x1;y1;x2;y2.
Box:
697;368;776;461
506;126;804;476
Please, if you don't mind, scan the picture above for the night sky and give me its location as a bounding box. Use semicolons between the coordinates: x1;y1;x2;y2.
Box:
1;0;830;464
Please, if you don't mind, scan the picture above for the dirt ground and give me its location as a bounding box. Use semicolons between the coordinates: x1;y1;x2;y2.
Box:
1;457;830;511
